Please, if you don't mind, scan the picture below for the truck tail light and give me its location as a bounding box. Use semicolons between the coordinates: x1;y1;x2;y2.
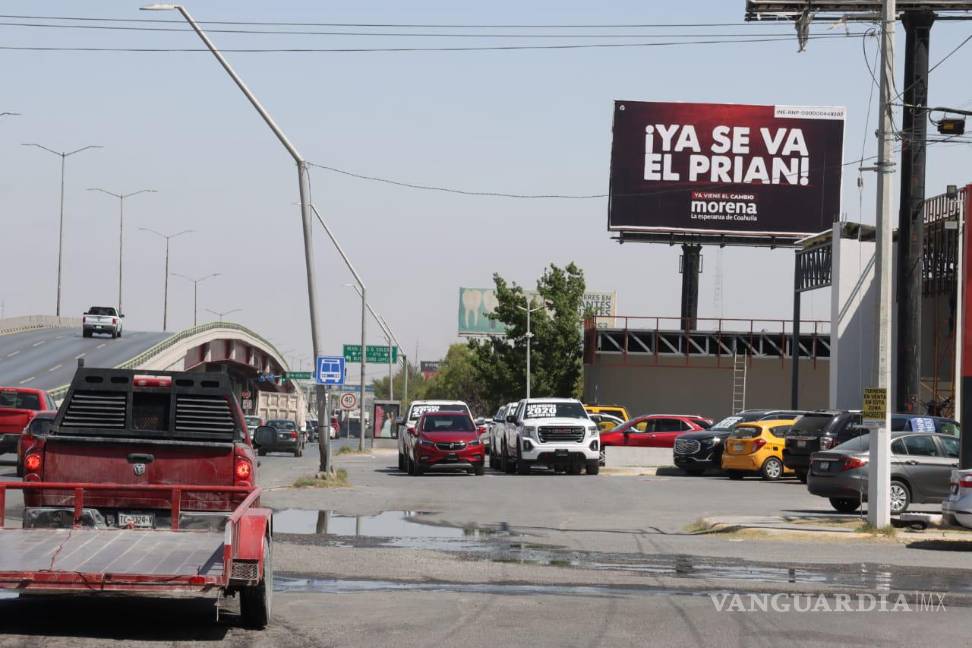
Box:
234;458;253;484
289;430;297;440
751;438;766;452
841;456;868;471
133;375;172;388
24;452;42;474
112;317;118;324
959;476;972;489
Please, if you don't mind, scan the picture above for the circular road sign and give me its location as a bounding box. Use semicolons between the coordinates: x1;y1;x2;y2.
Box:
340;392;358;410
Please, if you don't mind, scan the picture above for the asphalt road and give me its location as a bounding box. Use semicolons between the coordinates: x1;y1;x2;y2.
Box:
0;327;171;391
1;444;970;647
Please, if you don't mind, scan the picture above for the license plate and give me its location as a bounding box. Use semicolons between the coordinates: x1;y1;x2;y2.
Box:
733;444;743;452
555;449;569;457
818;461;830;471
117;512;154;528
278;433;290;440
797;440;806;448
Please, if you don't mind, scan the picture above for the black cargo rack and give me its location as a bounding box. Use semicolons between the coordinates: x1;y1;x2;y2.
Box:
54;368;241;442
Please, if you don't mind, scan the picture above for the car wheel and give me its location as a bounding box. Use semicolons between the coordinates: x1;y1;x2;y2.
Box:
727;470;745;480
829;497;861;513
796;471;808;483
258;448;267;457
568;463;583;475
398;452;405;471
82;330;91;338
474;463;485;476
599;449;606;466
586;460;600;475
406;454;416;475
414;460;426;476
890;479;911;514
760;457;784;481
516;458;531;475
240;536;272;629
553;465;566;474
502;443;515;474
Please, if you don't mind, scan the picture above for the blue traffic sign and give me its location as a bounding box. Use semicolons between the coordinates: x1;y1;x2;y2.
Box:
316;355;345;385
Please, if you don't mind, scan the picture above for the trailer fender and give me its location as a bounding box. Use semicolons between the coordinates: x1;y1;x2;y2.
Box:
235;507;272;566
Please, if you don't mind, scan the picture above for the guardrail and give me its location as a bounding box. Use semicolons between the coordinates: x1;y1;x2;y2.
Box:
47;321;290;400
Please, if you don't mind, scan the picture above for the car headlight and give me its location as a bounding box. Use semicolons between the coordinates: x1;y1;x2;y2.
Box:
523;426;537;438
587;426;599;437
468;440;481;446
419;439;434;447
710;437;722;445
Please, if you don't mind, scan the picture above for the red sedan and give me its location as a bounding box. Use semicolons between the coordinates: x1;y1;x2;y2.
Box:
600;414;712;450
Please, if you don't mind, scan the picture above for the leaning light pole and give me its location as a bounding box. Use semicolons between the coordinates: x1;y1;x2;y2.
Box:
172;272;220;326
139;227;193;331
145;3;330;474
88;188;157;315
23;143;102;315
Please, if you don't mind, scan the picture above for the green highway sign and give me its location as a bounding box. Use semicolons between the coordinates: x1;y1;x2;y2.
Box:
343;344;399;364
285;371;313;380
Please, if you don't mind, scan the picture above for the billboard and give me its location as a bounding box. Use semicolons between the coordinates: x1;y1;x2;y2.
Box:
420;361;442;380
608;101;845;238
458;288;616;336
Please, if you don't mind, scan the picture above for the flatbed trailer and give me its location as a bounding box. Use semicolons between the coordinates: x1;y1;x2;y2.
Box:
0;481;273;628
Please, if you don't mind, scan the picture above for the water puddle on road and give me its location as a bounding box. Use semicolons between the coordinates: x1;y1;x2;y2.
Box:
272;509;498;550
271;510;972;594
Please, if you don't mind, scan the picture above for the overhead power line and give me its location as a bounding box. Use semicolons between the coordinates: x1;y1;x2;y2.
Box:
0;32;866;53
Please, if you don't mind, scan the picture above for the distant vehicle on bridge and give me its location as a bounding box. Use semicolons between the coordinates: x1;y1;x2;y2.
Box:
82;306;124;338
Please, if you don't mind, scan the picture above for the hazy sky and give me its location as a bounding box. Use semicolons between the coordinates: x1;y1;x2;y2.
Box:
1;1;970;382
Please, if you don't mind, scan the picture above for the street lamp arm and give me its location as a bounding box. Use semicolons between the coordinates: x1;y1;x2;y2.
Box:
22;143;63;157
169;229;195;240
138;227;165;239
311;204;365;289
87;187;122;199
122;189;157;199
65;145;103;157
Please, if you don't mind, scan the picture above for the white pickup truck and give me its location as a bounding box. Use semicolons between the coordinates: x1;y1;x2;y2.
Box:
82;306;123;338
499;398;600;475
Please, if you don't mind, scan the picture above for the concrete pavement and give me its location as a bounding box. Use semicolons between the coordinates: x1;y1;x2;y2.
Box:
0;327;171;392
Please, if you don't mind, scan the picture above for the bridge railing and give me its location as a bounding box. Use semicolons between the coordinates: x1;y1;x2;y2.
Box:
48;321;289;400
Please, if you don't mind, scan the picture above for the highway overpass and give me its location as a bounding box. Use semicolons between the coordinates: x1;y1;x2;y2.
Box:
0;317;301;418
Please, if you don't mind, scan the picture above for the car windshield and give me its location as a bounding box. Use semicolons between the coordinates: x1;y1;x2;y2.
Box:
267;420;296;430
421;414;475;432
409;404;466;421
710;415;743;431
87;307;115;315
789;414;834;435
0;390;41;410
524;402;588;419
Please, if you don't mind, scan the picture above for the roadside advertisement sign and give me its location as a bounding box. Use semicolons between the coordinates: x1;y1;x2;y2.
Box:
862;387;887;428
608;101;846;238
373;400;401;439
420;361;441;380
458;288;616;336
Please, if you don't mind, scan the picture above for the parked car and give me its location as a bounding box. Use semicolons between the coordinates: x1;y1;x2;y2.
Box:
600;414;712;465
404;410;486;476
305;419;319;442
720;419;796;480
16;410;57;477
588;412;625;432
500;398;600;475
673;409;810;475
807;432;960;514
397;400;472;472
783;410;863;482
82;305;124;338
836;415;961;448
488;402;517;470
254;419;303;456
0;387;57;456
584;404;630;422
942;469;972;529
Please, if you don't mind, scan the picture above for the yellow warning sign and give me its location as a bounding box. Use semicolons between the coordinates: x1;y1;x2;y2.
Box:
863;387;887;420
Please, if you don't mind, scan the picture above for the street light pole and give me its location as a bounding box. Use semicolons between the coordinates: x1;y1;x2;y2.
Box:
146;3;330;473
139;228;193;331
88;188;157;315
204;307;242;324
516;299;544;400
172;272;220;327
23;143;102;315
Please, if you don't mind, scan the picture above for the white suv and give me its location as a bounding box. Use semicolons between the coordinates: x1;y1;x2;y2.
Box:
397;400;472;472
500;398;600;475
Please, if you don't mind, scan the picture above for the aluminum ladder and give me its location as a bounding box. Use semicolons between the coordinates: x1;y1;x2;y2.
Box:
731;352;747;413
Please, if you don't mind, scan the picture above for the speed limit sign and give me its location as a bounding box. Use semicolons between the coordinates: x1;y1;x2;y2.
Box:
340;392;358;410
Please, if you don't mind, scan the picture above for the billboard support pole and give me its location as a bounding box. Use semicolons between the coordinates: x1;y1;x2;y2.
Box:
896;10;935;415
680;244;701;331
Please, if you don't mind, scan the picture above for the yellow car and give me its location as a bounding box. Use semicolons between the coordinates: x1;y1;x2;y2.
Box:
721;419;796;481
584;404;630;423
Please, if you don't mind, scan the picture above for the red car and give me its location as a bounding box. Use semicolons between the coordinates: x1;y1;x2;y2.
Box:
600;414;712;451
0;387;56;458
405;411;486;476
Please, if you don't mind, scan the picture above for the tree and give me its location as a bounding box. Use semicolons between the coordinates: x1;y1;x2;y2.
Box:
469;262;586;411
423;344;489;415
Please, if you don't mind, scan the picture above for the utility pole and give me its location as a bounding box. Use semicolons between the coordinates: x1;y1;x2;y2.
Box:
896;10;935;414
868;0;896;529
680;244;702;331
23;143;102;316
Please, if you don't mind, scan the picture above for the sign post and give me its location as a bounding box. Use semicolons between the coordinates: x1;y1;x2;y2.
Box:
316;355;346;474
864;386;890;526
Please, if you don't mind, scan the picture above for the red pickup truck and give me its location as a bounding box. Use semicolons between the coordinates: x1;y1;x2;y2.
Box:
0;386;57;457
1;368;274;628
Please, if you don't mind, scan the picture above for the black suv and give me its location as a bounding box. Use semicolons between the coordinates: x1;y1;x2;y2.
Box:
673;409;810;475
782;410;862;482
